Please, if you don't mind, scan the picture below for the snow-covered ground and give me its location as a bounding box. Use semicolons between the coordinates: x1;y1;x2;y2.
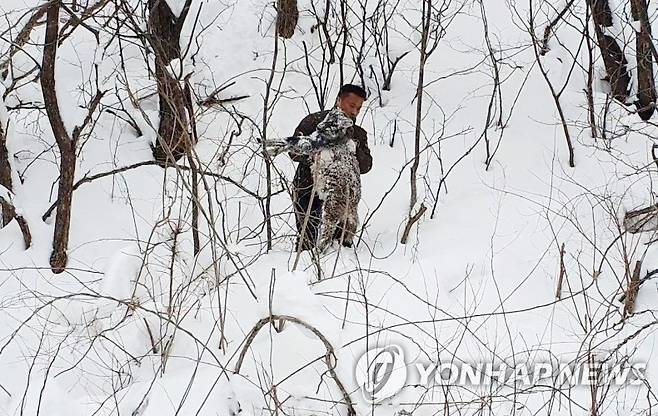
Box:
1;0;658;415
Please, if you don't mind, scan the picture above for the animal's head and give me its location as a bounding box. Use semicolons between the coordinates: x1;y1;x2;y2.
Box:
317;108;354;139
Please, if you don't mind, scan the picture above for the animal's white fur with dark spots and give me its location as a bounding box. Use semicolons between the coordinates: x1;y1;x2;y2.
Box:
266;109;361;250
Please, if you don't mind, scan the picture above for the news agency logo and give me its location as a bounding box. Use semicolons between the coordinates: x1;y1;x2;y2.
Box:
355;344;648;403
354;345;408;403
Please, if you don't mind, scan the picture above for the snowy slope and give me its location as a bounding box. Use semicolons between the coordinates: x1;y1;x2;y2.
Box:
1;0;658;415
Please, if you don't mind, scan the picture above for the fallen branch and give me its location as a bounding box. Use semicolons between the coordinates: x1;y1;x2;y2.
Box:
623;203;658;233
198;94;250;107
234;314;357;416
42;160;262;221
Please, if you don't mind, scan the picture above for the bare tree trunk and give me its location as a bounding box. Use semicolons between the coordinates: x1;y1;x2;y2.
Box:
353;0;368;88
261;25;280;251
183;80;201;256
0;196;31;249
585;2;598;138
587;0;630;103
42;2;76;273
402;0;431;244
0;117;12;226
148;0;194;164
630;0;656;120
338;0;348;85
276;0;298;39
408;0;430;215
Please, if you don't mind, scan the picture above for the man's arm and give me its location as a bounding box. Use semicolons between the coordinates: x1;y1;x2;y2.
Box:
354;126;372;174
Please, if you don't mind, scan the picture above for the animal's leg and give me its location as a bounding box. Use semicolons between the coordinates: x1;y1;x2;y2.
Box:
342;204;359;247
336;183;360;248
332;199;355;248
317;197;340;253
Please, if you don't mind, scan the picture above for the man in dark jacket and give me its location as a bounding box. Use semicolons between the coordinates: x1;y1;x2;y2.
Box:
290;84;373;251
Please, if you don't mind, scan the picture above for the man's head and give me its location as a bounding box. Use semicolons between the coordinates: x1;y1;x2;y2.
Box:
336;84;367;120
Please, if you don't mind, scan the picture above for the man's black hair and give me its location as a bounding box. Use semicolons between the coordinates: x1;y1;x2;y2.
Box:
338;84;367;100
